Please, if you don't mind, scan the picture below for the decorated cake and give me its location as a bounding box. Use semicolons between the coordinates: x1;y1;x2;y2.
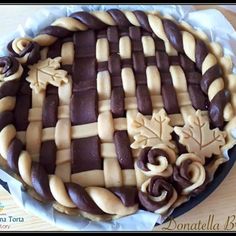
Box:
0;9;236;222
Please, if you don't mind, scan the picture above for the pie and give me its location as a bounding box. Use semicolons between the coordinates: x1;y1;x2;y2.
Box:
0;9;236;222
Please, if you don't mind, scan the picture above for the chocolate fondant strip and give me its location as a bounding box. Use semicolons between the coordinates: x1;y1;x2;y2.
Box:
74;30;96;58
72;57;96;84
109;186;138;207
14;95;31;131
61;64;72;75
7;138;23;173
19;68;31;95
70;90;98;125
27;42;41;65
129;26;143;52
133;10;152;32
71;11;107;30
107;26;119;54
162;19;184;53
179;54;195;72
108;42;125;117
66;183;105;214
169;56;179;65
114;131;134;169
39;140;57;174
72;80;97;93
161;83;180;114
73;31;96;84
209;89;230;129
71;136;102;173
42;94;59;128
46;85;59;95
153;35;165;51
111;87;125;118
0;111;13;131
97;29;107;39
97;61;108;72
0;80;20;99
156;51;170;72
146;56;156;66
133;51;146;74
195;39;209;70
40;26;71;38
47;39;62;59
122;59;132;68
201;64;222;94
136;85;152;115
31;162;54;201
108;53;121;76
188;84;208;110
185;72;202;85
107;9;131;28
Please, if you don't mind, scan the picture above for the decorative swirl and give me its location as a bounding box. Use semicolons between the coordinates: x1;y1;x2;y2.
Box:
173;153;206;195
138;176;178;214
136;144;176;177
0;56;23;83
7;38;40;65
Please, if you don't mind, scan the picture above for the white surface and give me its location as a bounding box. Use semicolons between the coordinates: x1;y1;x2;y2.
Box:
0;5;45;36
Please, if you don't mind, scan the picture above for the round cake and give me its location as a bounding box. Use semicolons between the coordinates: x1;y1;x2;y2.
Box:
0;9;236;222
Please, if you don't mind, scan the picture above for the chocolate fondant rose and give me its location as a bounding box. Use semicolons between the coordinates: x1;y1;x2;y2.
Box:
138;176;178;214
7;37;40;65
173;153;207;196
0;56;22;82
136;144;176;177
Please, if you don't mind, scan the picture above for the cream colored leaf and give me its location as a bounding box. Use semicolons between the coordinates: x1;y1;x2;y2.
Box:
26;57;68;93
174;110;226;163
130;108;174;149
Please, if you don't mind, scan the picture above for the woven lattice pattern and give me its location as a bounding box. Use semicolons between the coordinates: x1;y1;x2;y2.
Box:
0;9;235;221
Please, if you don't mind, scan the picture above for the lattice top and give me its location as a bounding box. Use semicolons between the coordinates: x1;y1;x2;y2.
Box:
0;9;236;221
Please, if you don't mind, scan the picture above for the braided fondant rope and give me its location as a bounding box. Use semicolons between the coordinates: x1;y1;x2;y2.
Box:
0;9;235;219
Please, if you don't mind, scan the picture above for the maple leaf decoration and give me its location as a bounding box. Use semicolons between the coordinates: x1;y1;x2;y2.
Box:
130;109;175;149
26;57;68;93
174;110;226;162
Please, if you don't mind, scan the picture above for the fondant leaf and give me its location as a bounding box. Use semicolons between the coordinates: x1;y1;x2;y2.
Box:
130;109;174;149
174;110;226;163
26;57;68;93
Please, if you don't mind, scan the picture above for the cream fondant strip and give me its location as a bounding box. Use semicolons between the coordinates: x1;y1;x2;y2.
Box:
71;170;105;187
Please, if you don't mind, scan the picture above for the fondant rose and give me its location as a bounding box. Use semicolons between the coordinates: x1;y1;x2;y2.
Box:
173;153;207;196
0;56;22;82
136;144;176;177
7;37;40;65
138;176;178;214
